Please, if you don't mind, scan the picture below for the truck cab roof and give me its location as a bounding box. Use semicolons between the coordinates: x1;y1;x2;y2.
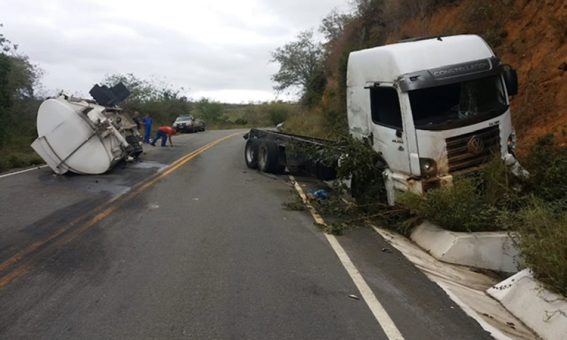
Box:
347;35;495;87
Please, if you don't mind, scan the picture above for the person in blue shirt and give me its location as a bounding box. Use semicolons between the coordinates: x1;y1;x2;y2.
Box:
142;114;153;143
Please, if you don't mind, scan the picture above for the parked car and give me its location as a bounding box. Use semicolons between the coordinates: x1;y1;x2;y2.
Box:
173;115;206;133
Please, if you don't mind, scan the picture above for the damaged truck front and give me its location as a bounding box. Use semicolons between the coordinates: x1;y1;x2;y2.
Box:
347;35;527;205
245;35;527;205
31;83;143;175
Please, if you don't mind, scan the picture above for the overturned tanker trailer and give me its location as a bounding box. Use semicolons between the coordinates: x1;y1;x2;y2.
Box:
31;83;144;175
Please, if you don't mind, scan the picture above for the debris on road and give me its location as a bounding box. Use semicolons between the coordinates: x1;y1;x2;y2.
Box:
348;294;360;300
306;189;329;202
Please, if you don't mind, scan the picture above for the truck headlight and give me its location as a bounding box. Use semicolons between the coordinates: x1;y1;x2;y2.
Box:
507;129;517;155
419;158;437;178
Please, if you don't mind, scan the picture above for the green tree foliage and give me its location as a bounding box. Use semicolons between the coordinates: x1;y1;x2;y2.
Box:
103;73;192;126
265;101;291;125
271;30;326;107
104;73;163;103
0;26;43;170
220;101;299;128
319;10;352;46
0;53;11;148
0;24;14;53
193;98;223;122
522;134;567;202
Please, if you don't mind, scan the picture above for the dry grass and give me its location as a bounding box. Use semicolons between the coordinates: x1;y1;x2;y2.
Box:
504;199;567;296
0;150;43;172
283;109;331;139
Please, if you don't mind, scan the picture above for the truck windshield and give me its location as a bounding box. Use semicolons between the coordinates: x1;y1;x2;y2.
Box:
408;76;507;130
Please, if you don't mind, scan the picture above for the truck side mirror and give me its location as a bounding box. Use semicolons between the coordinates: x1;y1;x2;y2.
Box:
502;65;518;96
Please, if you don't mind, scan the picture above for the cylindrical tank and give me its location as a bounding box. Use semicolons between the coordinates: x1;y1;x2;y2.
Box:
31;96;142;175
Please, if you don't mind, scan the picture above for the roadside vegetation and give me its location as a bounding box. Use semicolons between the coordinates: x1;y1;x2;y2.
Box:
397;136;567;296
269;0;566;295
103;73;300;132
502;136;567;296
0;27;43;172
0;28;299;173
296;134;567;295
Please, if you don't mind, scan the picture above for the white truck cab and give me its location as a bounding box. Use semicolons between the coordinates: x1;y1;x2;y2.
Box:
347;35;522;204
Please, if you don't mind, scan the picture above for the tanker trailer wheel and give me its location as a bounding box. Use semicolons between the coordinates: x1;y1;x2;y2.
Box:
257;140;281;173
244;139;259;169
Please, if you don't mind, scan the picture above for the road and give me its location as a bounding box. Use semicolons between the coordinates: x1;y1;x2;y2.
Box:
0;130;492;339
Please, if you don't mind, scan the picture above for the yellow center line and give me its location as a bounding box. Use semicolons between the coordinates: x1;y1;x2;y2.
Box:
0;132;240;289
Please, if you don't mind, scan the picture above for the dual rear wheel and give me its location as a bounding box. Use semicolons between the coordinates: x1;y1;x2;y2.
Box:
244;139;283;173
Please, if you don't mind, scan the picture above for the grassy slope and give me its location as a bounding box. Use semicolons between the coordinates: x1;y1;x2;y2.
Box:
314;0;567;154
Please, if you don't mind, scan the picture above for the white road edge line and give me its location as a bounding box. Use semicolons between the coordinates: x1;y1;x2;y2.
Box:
369;224;512;340
289;175;404;340
0;165;48;179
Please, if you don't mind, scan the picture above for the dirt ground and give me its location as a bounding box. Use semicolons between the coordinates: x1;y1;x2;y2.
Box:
395;0;567;155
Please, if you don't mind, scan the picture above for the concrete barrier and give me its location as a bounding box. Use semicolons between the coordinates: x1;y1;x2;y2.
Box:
487;269;567;340
410;222;521;273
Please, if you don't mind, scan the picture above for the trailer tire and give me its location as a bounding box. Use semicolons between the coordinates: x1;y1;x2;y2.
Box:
257;140;281;173
244;139;259;169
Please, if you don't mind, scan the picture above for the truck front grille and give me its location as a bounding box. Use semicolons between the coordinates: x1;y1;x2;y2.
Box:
446;126;500;172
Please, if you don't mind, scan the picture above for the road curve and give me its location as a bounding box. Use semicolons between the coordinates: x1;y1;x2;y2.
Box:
0;129;491;339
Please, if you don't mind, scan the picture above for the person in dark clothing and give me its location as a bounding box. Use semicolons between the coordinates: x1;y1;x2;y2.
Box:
151;126;177;147
142;114;153;143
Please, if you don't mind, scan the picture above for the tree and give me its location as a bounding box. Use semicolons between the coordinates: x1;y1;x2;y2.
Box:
102;73;192;125
271;30;325;106
103;73;163;103
0;54;11;148
319;10;352;44
0;26;42;149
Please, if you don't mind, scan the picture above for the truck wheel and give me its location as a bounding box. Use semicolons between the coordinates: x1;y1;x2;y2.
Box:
244;139;259;169
258;141;281;173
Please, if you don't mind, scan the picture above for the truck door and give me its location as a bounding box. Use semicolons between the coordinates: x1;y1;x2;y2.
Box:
368;85;411;175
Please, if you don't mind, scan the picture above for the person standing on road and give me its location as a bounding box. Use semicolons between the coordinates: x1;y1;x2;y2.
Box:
142;114;153;143
151;126;177;147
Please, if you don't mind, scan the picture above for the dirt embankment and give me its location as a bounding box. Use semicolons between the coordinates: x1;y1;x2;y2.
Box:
319;1;566;154
389;0;567;154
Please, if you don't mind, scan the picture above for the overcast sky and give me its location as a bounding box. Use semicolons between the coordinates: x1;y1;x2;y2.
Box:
0;0;350;103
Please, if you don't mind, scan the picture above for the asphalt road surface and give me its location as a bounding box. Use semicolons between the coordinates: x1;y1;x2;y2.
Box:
0;130;492;339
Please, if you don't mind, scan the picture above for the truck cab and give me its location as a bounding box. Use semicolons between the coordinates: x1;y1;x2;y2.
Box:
346;35;521;204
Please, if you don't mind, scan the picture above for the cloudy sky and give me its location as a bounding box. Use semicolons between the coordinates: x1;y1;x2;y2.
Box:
0;0;350;103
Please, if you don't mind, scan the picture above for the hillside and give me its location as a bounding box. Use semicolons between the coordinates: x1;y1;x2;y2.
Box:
319;0;567;154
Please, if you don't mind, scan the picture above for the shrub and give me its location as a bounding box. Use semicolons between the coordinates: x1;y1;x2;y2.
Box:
0;151;43;172
522;134;567;202
234;118;248;125
501;199;567;296
399;178;500;232
283;109;329;139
